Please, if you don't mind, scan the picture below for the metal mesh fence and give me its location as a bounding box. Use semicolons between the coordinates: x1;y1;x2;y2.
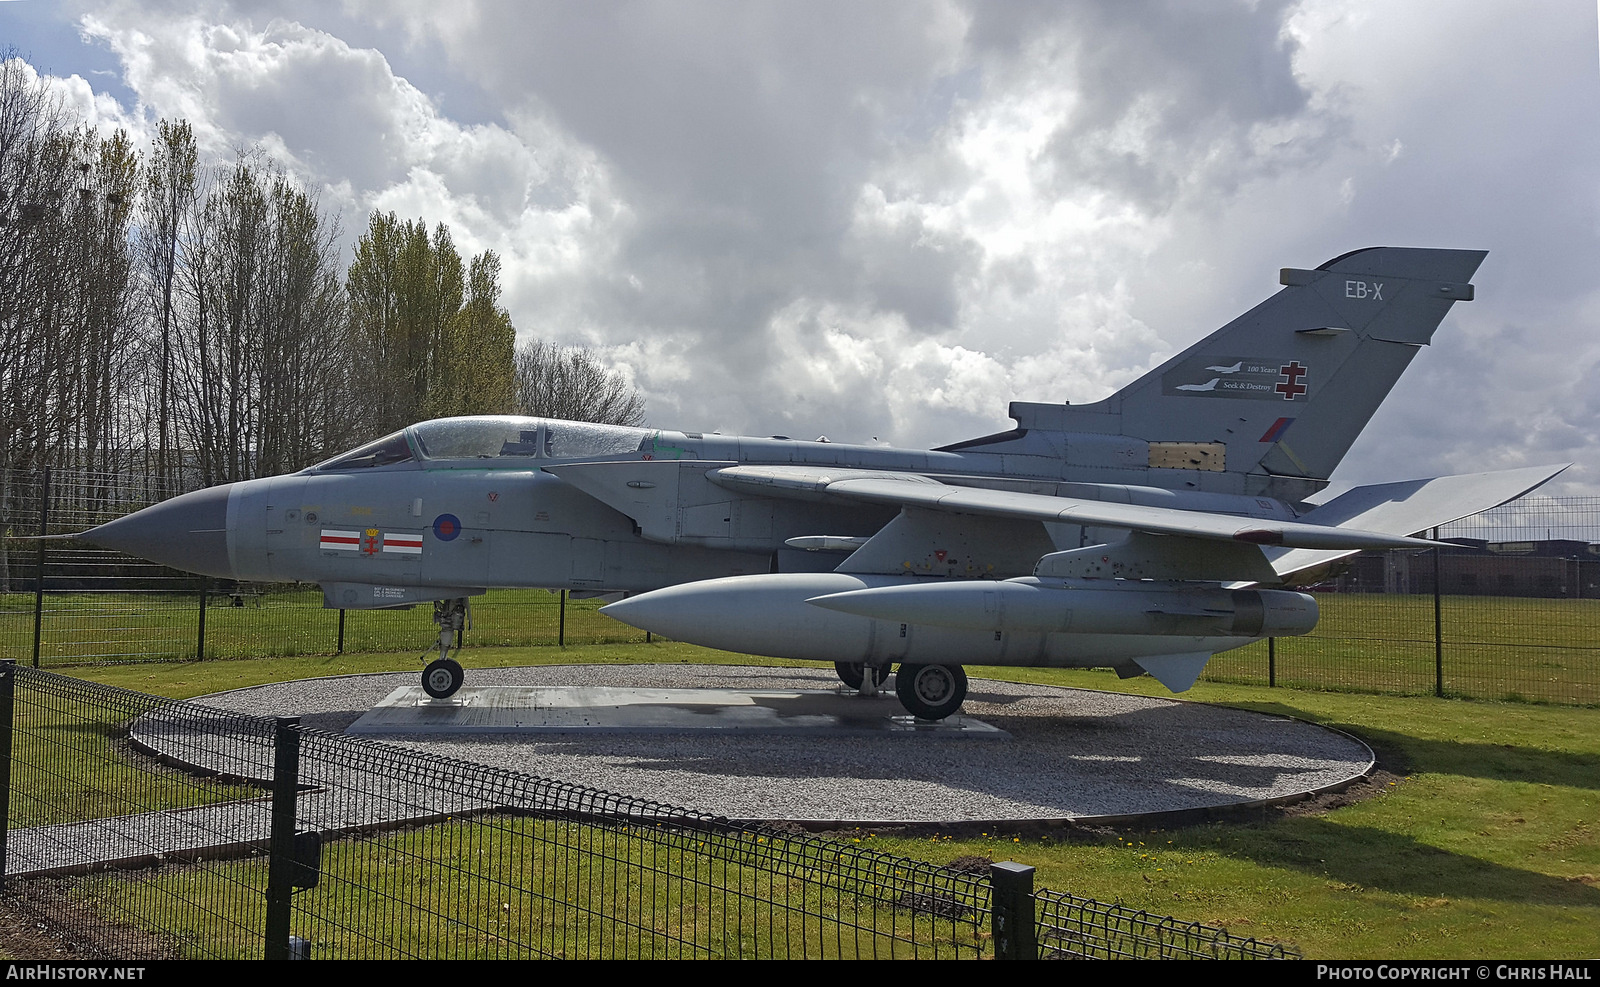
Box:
1445;494;1600;544
1033;888;1297;959
3;667;275;959
0;587;646;667
0;667;1297;960
1206;593;1600;704
284;734;994;959
0;468;647;664
1202;495;1600;704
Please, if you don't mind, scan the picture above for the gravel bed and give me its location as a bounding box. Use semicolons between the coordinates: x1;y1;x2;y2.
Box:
181;664;1374;824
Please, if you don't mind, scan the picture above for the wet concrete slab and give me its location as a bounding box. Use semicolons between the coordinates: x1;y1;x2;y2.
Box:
346;685;1007;737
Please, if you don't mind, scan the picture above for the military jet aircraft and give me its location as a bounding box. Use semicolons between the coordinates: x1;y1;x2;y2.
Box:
85;247;1565;718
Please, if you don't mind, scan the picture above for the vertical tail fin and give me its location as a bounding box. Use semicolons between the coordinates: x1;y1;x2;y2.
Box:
1005;247;1486;492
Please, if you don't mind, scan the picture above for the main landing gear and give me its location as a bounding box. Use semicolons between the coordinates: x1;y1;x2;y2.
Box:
834;660;970;720
421;598;470;700
894;663;968;721
834;661;891;694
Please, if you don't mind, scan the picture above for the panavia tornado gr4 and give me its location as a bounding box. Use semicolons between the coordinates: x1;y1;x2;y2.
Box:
86;247;1565;718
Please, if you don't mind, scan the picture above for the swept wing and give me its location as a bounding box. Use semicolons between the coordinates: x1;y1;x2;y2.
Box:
708;465;1445;552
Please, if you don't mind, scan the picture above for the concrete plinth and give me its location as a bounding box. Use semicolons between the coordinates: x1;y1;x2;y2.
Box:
347;684;1005;736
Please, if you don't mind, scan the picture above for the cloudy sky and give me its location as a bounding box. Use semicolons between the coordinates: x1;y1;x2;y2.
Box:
4;0;1598;494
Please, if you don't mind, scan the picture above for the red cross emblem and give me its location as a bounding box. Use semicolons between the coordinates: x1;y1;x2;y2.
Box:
361;528;380;555
1276;362;1308;401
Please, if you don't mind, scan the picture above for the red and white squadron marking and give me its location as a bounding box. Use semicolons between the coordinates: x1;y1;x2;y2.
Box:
383;533;424;555
319;529;361;551
320;529;424;556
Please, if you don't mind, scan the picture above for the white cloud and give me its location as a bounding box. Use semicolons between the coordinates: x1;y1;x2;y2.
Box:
7;0;1595;492
75;5;629;296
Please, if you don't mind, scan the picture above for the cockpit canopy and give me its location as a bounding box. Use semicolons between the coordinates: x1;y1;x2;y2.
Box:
313;416;654;471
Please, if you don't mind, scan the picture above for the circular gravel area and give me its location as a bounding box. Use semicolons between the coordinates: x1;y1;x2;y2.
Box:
190;664;1373;825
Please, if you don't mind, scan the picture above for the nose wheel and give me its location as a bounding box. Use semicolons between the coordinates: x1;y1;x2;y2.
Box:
420;598;470;700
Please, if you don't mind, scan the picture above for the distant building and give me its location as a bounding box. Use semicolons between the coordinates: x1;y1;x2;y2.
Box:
1326;540;1599;598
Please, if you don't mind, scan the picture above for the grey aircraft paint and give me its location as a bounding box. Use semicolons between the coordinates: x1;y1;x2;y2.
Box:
85;247;1566;718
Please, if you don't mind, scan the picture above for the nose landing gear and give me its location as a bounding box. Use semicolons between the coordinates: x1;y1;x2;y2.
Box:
420;598;470;699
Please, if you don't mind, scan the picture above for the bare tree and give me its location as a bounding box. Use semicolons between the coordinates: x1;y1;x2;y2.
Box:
0;54;72;475
171;153;348;483
60;128;142;480
513;339;646;426
139;119;198;492
252;171;350;474
1;56;355;512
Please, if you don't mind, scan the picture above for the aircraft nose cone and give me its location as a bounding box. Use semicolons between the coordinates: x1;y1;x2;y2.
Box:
83;484;235;578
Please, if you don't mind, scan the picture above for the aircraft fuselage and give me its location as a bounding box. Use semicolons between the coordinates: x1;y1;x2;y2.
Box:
95;416;1300;611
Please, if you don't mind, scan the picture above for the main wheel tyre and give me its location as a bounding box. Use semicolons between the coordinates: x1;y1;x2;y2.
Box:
422;658;465;699
894;663;968;720
834;661;890;690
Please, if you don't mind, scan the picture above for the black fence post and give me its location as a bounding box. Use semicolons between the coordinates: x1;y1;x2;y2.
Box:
991;861;1037;960
30;469;48;669
196;579;208;660
0;660;14;890
337;609;346;655
558;590;566;647
266;716;302;960
1433;527;1444;698
1268;637;1276;688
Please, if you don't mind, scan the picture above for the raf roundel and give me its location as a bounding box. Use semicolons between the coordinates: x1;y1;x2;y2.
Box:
432;513;462;542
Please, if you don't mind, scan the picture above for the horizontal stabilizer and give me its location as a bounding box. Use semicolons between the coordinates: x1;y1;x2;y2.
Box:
1269;463;1570;579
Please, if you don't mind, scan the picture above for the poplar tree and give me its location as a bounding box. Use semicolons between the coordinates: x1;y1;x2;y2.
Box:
429;250;516;418
347;213;516;433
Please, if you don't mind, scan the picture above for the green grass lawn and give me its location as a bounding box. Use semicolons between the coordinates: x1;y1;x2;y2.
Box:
78;818;987;960
0;588;645;665
51;642;1600;959
875;669;1600;959
1211;594;1600;705
5;590;1592;706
